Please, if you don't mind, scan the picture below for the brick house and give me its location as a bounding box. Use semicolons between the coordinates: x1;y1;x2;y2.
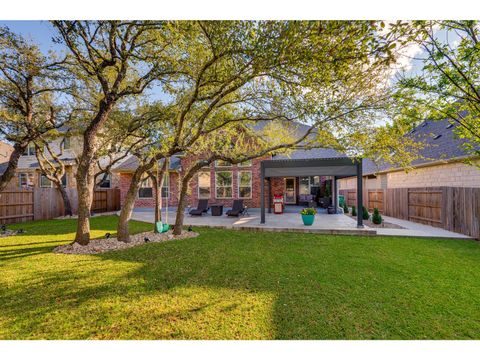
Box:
113;147;345;210
338;118;480;190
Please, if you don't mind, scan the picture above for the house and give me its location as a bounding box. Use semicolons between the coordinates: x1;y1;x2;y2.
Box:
5;130;120;191
0;141;13;162
113;147;348;211
338;119;480;190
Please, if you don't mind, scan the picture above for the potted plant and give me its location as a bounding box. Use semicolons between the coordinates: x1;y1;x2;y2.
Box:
301;207;317;226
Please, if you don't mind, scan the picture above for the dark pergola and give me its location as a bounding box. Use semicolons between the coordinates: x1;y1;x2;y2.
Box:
260;157;364;227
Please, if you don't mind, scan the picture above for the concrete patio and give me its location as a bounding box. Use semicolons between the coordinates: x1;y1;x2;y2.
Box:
130;206;472;239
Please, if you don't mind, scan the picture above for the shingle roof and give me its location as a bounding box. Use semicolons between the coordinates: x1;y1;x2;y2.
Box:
362;118;475;175
0;162;8;175
113;155;182;172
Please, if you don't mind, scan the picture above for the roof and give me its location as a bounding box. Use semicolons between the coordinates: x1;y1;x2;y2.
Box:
262;157;358;177
0;162;8;175
362;118;476;175
113;155;182;172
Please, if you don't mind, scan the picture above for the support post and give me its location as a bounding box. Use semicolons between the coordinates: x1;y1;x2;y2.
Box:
356;158;364;228
333;176;338;213
267;177;272;214
260;162;265;224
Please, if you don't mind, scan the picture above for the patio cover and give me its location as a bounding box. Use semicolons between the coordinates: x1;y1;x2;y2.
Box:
260;157;364;227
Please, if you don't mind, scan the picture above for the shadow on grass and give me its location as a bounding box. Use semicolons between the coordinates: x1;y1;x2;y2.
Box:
1;225;480;339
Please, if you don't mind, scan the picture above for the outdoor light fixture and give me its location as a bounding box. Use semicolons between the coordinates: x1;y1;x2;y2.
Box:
188;226;193;232
1;225;6;232
17;229;24;234
144;237;150;242
105;233;111;239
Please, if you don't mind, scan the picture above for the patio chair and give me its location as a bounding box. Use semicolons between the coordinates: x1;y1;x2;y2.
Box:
226;199;244;217
189;199;209;216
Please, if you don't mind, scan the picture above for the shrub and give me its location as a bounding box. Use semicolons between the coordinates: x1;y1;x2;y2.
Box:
362;206;369;220
351;205;357;216
343;202;349;214
372;207;382;224
301;207;317;215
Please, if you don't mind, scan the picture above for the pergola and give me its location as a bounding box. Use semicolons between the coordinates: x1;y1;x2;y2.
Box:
260;157;364;227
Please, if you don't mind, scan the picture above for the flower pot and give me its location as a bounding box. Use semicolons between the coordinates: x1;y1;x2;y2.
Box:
301;214;315;226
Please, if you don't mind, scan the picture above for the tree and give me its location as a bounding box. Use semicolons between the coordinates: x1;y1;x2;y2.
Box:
392;21;480;167
52;21;177;245
0;26;70;191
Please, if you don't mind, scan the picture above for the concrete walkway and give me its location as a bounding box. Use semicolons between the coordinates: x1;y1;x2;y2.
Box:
130;208;472;239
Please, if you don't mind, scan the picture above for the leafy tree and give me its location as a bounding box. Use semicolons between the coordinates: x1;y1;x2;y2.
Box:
0;26;70;191
392;21;480;167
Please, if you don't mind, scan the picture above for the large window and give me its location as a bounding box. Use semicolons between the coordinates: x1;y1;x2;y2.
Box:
215;160;232;167
22;143;36;156
239;160;252;167
138;178;153;198
215;171;233;198
238;171;252;198
40;174;67;188
299;176;320;196
198;171;211;199
19;173;34;188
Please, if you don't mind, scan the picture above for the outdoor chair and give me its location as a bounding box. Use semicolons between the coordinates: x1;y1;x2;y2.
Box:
226;199;245;217
189;199;209;216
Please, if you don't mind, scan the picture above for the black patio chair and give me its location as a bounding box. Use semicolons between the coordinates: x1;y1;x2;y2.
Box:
226;199;244;217
189;199;209;216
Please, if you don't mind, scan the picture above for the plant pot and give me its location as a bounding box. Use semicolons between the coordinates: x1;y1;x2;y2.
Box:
301;214;315;226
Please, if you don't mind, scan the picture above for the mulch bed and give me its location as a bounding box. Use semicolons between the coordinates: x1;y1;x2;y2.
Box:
53;230;199;255
346;215;405;229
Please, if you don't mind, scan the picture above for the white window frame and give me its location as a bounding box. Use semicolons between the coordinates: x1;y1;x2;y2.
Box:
215;160;232;168
238;170;252;199
23;143;36;156
197;171;211;199
40;174;53;188
138;178;153;198
19;173;34;188
238;160;252;167
98;173;112;188
215;171;233;199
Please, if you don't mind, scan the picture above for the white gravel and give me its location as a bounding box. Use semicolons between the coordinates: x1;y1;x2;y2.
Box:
53;230;199;255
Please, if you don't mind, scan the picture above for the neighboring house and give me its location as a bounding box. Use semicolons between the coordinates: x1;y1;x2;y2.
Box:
338;119;480;190
0;140;13;162
6;131;120;191
113;147;345;210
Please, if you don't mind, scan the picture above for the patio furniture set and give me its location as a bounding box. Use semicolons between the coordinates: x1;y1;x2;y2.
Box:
189;199;247;217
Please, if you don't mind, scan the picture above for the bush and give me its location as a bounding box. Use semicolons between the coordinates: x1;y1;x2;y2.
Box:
362;206;369;220
343;202;349;214
372;207;382;224
301;207;317;215
351;205;357;216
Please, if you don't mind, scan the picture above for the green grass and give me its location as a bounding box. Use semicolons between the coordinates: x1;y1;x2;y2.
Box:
1;215;480;339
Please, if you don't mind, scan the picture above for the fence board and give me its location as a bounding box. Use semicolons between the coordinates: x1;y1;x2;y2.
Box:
0;190;34;224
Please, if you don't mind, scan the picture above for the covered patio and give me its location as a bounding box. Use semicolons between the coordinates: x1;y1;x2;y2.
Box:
260;157;364;227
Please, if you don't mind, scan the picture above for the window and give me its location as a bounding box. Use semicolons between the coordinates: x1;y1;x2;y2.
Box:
40;174;52;188
19;173;34;188
238;171;252;198
138;178;153;198
98;173;111;188
160;173;169;198
215;171;233;198
23;143;36;156
62;136;71;150
198;171;211;199
299;176;320;196
61;174;67;188
239;160;252;167
215;160;232;167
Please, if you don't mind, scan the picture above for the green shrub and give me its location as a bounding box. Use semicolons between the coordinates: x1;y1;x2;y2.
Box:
301;207;317;215
362;206;370;220
343;202;349;214
372;207;382;224
351;205;357;216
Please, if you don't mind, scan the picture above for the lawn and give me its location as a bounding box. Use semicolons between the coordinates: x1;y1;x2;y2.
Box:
1;215;480;339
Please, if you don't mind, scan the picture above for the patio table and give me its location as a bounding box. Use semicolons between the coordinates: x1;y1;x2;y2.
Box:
210;204;224;216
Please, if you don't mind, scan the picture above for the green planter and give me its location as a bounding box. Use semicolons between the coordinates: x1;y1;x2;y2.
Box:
301;214;315;226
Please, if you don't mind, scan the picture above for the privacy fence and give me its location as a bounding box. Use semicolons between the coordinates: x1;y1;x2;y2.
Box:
0;188;120;225
340;187;480;239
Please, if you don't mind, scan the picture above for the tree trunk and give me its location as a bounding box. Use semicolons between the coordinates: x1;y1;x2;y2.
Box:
0;142;28;192
173;177;190;235
117;168;145;243
151;159;168;231
74;160;96;245
56;183;73;217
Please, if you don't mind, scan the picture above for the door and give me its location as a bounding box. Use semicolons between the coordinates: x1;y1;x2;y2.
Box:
284;177;296;204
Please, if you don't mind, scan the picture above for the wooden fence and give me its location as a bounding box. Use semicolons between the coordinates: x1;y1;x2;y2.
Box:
340;187;480;239
0;188;120;224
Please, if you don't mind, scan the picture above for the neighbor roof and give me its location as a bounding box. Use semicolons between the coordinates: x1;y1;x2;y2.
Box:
113;155;182;172
362;118;475;175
